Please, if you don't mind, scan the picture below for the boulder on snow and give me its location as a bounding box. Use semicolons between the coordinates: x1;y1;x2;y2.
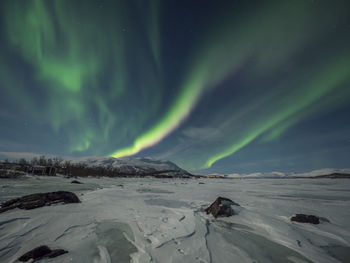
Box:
291;214;320;224
71;180;83;184
18;245;68;262
0;191;80;213
205;197;240;218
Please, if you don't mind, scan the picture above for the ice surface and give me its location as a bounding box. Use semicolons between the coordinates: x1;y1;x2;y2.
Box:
96;221;137;263
0;176;349;262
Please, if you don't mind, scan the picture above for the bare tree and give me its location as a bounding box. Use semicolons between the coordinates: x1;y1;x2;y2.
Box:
31;157;38;165
38;155;46;166
18;158;27;165
63;160;71;168
47;158;53;166
53;157;63;166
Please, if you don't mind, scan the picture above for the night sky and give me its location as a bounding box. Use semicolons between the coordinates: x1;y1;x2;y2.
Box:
0;0;350;174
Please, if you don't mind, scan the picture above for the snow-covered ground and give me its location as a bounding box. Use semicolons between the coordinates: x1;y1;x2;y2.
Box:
0;176;349;263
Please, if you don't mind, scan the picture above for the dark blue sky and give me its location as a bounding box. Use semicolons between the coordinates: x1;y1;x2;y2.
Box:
0;0;349;173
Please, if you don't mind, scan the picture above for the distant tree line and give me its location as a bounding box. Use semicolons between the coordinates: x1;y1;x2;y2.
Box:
15;155;64;167
3;156;180;178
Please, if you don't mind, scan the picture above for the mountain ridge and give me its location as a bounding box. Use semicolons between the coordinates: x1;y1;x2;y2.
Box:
66;156;192;177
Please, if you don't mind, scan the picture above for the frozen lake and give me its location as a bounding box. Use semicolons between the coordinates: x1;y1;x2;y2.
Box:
0;176;349;263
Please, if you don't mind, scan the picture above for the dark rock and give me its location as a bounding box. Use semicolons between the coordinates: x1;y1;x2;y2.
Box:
18;246;51;262
291;214;320;224
71;180;83;184
205;197;240;218
199;182;205;184
18;245;68;262
0;191;80;213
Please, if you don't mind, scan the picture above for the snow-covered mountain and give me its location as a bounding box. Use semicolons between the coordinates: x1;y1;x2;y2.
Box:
67;156;191;177
223;168;350;178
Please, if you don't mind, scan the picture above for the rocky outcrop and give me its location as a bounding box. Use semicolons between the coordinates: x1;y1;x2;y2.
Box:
291;214;320;224
0;191;80;213
205;197;240;218
18;245;68;262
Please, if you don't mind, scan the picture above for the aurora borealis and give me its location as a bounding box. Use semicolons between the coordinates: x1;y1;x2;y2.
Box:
0;0;349;173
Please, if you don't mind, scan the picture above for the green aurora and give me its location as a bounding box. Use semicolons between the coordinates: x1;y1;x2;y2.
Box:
0;0;349;172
